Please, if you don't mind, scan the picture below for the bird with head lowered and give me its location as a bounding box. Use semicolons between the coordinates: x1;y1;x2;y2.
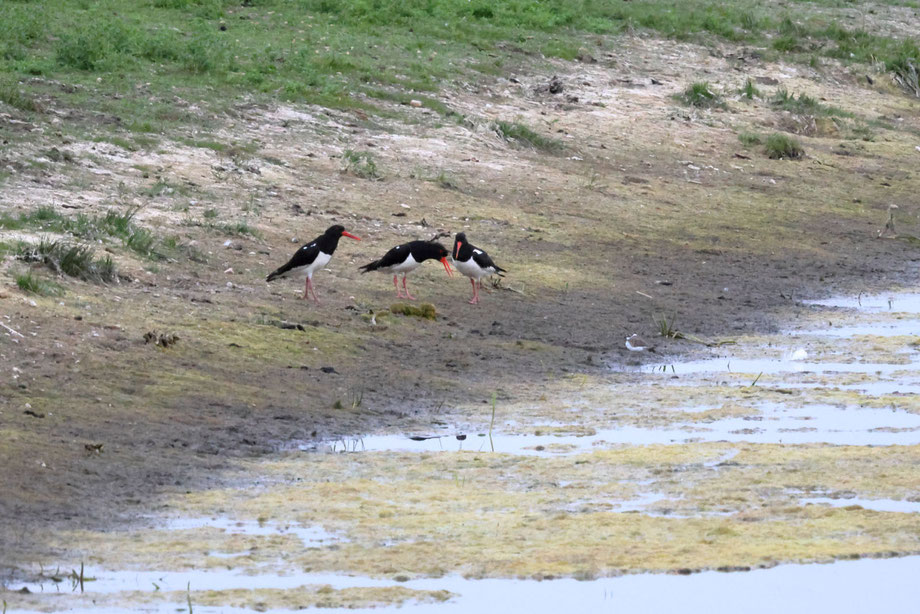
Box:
359;240;453;300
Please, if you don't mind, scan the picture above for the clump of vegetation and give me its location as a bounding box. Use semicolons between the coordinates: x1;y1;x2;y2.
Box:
677;81;724;108
494;121;563;153
888;52;920;97
770;88;850;117
390;302;437;320
0;78;42;113
655;314;685;340
342;149;381;180
765;133;804;159
0;206;162;258
15;270;64;296
16;238;118;282
739;79;760;100
738;132;763;146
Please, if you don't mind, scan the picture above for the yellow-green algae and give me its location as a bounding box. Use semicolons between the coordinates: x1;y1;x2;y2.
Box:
55;443;920;582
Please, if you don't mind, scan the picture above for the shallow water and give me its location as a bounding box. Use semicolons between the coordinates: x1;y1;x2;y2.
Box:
11;557;920;614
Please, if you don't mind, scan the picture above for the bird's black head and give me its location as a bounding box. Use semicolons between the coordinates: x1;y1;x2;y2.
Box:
418;241;454;277
316;224;360;253
453;232;469;260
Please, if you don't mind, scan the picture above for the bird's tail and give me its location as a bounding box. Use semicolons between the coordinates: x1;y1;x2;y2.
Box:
359;260;381;273
494;265;507;276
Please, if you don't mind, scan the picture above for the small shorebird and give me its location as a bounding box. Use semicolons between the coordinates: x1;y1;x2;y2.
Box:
452;232;506;305
266;224;360;303
625;334;655;352
359;240;453;300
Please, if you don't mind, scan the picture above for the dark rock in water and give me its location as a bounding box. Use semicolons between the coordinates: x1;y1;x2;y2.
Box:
456;434;467;441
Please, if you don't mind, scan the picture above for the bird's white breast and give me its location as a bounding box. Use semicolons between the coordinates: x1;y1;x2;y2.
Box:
381;253;419;274
291;250;331;279
455;257;487;280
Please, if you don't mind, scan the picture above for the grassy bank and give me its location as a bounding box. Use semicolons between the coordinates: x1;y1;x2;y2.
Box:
1;0;918;131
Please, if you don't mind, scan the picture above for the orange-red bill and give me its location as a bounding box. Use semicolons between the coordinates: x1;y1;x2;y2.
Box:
342;231;361;241
454;241;463;259
440;257;454;277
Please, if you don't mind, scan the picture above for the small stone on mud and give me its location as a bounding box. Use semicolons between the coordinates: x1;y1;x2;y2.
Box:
320;366;338;374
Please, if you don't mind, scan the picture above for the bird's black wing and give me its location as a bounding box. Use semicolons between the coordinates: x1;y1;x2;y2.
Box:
360;243;408;272
267;241;320;280
471;247;506;274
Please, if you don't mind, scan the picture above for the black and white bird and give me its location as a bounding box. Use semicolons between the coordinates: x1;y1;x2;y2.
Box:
452;232;506;305
359;240;453;300
266;224;360;303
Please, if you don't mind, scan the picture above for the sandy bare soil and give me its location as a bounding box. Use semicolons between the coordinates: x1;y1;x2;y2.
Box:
2;32;920;585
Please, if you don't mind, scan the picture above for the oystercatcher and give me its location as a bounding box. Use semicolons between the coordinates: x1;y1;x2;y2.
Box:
359;240;453;300
452;232;506;304
266;224;360;303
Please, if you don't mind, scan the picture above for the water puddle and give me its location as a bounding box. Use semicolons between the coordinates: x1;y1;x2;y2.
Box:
325;400;920;454
10;556;920;614
804;293;920;312
801;497;920;513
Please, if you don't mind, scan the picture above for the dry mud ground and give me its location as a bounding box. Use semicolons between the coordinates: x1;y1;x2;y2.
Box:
2;33;920;586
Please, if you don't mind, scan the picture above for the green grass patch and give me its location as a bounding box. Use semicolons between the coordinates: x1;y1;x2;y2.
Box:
0;205;163;259
764;133;804;159
739;79;760;100
0;0;918;137
0;77;43;113
677;81;724;108
738;131;763;146
15;269;64;296
342;149;381;180
770;87;851;117
16;238;118;282
494;121;564;153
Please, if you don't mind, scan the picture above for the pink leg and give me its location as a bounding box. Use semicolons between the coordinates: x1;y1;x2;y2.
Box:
402;275;416;301
468;278;479;304
303;278;310;300
308;278;320;304
393;274;405;299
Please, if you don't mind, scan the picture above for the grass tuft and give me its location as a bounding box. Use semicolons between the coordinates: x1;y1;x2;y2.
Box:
764;133;804;159
738;132;763;146
0;78;43;113
739;79;760;100
17;238;119;282
677;81;724;108
494;121;564;153
342;149;381;180
771;88;850;117
15;270;64;296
